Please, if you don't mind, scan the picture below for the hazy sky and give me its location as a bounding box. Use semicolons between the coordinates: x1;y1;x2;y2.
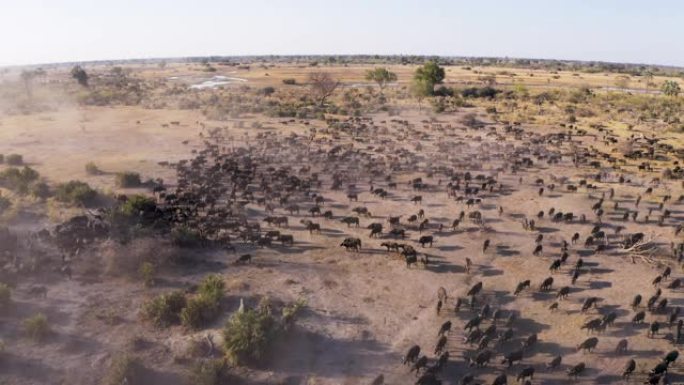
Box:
1;0;683;66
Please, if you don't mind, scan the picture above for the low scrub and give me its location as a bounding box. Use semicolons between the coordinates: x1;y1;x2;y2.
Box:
188;359;230;385
0;283;11;308
22;313;50;341
171;226;204;248
142;291;186;327
223;299;305;365
5;154;23;166
102;353;145;385
0;196;11;215
180;274;225;329
85;162;101;175
116;172;142;188
54;180;97;206
0;167;40;195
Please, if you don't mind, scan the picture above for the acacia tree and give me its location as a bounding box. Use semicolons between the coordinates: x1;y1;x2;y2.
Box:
308;72;340;106
365;67;397;92
71;65;89;87
662;80;681;97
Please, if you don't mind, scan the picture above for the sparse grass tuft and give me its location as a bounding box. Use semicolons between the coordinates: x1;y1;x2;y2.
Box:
138;262;155;287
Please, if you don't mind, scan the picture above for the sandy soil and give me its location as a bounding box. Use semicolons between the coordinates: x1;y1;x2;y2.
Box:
0;68;683;385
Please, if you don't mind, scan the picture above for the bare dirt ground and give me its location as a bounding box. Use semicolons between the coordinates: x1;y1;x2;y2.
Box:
1;64;683;385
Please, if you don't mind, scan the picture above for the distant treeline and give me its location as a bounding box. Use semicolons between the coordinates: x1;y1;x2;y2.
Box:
15;55;684;78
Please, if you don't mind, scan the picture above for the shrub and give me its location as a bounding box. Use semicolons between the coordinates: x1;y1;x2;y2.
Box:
0;167;40;194
22;313;50;341
259;87;275;96
121;195;156;217
171;226;204;248
138;262;155;287
222;306;277;365
54;180;97;206
5;154;23;166
188;359;229;385
115;172;142;188
282;78;296;85
142;291;186;328
223;299;305;365
103;353;144;385
0;154;3;164
181;295;220;329
85;162;101;175
0;283;11;308
180;274;224;329
198;274;225;301
30;181;51;200
0;196;11;215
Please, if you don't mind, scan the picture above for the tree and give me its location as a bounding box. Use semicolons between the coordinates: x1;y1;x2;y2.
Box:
365;67;397;92
414;61;445;92
71;65;89;87
662;80;681;97
308;72;340;106
411;77;433;110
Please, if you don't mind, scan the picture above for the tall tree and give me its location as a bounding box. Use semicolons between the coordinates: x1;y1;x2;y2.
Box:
308;72;340;106
365;67;397;92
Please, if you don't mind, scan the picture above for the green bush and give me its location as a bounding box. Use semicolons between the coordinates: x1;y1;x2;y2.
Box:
5;154;23;166
103;353;144;385
30;181;51;200
0;167;40;194
138;262;155;287
171;226;204;248
55;180;97;206
22;313;50;341
116;172;142;188
198;274;225;301
85;162;101;175
223;299;305;365
181;295;220;329
222;306;277;365
0;283;11;308
121;195;156;216
180;274;224;329
142;291;186;328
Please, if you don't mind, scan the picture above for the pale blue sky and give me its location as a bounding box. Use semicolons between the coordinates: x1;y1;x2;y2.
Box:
1;0;683;66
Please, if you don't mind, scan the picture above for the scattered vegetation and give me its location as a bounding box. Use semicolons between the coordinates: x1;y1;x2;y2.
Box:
0;196;11;215
138;261;155;287
282;78;296;85
365;67;397;92
188;358;230;385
